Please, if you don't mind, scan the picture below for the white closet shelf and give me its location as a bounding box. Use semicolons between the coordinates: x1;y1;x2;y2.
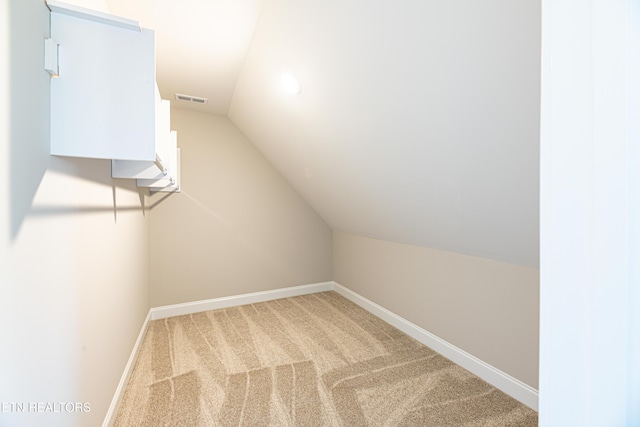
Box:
47;1;181;191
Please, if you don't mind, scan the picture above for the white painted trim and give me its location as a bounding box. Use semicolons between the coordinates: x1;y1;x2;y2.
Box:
149;281;334;320
102;311;152;427
332;282;539;411
105;280;538;424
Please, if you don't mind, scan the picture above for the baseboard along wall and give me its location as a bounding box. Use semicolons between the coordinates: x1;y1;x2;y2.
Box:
102;311;152;427
149;281;335;320
331;282;539;411
104;280;538;425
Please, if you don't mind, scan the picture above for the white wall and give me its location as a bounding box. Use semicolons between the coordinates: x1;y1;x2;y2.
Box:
149;109;332;307
0;0;150;425
539;0;640;424
229;0;540;268
333;232;539;389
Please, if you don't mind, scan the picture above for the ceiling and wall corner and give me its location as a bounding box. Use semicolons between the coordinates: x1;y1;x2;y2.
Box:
229;0;540;268
105;0;540;268
106;0;266;115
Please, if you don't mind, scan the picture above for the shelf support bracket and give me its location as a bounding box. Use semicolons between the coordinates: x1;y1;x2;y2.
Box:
155;154;169;176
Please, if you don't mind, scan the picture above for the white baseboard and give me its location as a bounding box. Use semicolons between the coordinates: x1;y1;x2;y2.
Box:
105;280;538;425
332;282;539;411
149;281;334;320
104;281;333;425
102;311;151;427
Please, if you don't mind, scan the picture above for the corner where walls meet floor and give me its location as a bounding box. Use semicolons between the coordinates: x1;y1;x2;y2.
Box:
102;281;538;427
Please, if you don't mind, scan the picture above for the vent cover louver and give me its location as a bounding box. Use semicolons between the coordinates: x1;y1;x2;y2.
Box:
175;93;208;104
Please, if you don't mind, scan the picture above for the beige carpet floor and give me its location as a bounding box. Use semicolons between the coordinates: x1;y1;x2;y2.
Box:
114;291;538;426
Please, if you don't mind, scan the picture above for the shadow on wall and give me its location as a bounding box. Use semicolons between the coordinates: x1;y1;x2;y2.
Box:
8;0;156;238
9;0;50;239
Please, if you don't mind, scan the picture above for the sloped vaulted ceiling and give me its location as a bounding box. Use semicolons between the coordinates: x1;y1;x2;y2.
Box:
228;0;540;267
108;0;540;268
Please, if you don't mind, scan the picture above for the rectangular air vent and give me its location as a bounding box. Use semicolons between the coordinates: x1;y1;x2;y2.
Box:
175;93;208;104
